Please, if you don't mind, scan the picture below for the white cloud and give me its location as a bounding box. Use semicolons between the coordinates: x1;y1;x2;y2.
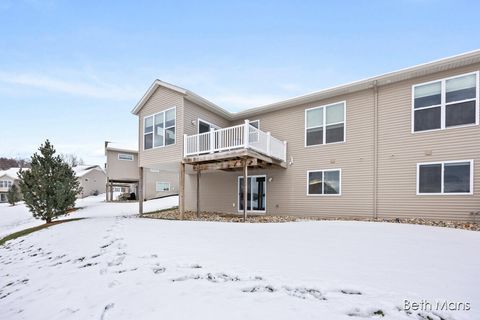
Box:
0;72;139;100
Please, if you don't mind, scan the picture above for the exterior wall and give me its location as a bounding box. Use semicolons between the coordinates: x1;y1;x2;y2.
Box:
0;176;20;203
187;89;375;218
139;62;480;222
144;169;179;199
186;64;480;221
377;63;480;220
183;99;232;135
78;169;106;198
106;150;139;181
0;176;15;194
138;86;185;168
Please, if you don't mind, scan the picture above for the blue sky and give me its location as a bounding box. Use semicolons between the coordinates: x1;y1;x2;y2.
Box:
1;0;479;165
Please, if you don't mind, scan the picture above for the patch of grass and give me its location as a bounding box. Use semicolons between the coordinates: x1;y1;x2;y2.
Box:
0;218;84;246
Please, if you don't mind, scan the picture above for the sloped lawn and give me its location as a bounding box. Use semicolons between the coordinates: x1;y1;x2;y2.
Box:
0;214;478;320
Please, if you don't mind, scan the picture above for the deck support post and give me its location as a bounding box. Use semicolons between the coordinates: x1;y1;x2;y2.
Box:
196;167;201;217
138;167;144;215
243;159;248;222
110;181;113;202
106;181;109;202
179;162;186;220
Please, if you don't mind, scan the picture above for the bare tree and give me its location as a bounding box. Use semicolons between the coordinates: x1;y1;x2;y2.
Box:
0;157;31;170
59;153;85;167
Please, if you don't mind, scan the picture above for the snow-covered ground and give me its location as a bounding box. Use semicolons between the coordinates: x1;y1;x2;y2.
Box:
0;206;478;319
0;194;178;238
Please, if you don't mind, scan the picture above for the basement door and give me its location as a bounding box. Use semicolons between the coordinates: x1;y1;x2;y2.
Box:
238;175;266;213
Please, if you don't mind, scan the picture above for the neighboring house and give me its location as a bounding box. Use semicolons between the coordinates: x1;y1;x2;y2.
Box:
0;168;26;203
72;165;106;198
131;50;480;221
105;145;178;201
0;169;19;203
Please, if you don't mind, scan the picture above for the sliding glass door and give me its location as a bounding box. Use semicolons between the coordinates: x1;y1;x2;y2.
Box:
238;175;266;212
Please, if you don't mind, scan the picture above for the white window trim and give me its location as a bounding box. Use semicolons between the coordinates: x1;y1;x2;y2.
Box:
249;119;260;129
305;101;346;147
143;106;177;150
197;118;221;133
411;71;479;134
416;159;474;195
156;182;171;192
0;180;12;188
118;153;134;161
306;169;342;196
237;174;267;214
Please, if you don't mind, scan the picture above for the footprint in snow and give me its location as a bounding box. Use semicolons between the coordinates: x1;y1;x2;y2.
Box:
347;308;385;318
100;303;114;320
341;289;362;295
284;287;326;300
152;266;166;274
242;285;276;293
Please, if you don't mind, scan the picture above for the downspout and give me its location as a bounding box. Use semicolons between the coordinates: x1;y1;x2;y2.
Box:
373;80;378;219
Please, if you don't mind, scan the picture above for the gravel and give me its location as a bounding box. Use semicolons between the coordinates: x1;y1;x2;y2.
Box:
142;209;479;231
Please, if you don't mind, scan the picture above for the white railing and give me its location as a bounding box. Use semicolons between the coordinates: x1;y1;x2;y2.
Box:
184;120;287;162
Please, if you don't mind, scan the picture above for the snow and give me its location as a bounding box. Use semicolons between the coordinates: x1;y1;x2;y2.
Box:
72;165;105;177
0;167;26;180
0;194;178;238
0;202;478;319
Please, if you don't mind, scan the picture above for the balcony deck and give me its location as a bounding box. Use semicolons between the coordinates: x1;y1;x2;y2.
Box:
183;121;287;170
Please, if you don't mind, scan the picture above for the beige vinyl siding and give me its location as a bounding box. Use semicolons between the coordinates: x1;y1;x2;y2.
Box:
78;169;106;198
183;99;232;135
187;90;376;217
377;63;480;221
138;86;185;168
106;150;139;181
144;170;179;199
139;59;480;221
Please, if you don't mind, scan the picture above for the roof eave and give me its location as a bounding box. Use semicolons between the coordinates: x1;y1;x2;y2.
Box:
232;49;480;118
131;80;187;115
131;49;480;120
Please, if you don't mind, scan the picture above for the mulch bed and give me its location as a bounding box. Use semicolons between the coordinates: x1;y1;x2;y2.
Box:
143;209;480;231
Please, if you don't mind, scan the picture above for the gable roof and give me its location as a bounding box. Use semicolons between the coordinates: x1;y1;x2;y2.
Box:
72;165;105;178
132;49;480;120
131;79;231;119
0;167;28;180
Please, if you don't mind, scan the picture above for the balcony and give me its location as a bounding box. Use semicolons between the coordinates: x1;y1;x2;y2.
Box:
183;120;287;168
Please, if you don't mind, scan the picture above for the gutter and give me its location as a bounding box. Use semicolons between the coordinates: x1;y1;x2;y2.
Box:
373;80;378;219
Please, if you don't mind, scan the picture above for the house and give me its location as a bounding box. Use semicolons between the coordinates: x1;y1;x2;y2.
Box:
131;50;480;221
72;165;106;198
0;168;24;203
105;145;178;201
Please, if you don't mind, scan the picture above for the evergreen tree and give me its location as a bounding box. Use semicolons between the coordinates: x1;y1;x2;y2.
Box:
18;140;82;223
7;184;20;206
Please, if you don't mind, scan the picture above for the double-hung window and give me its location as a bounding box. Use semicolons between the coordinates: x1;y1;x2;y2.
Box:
307;169;341;195
144;107;176;150
417;160;473;195
413;72;478;132
305;101;345;146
